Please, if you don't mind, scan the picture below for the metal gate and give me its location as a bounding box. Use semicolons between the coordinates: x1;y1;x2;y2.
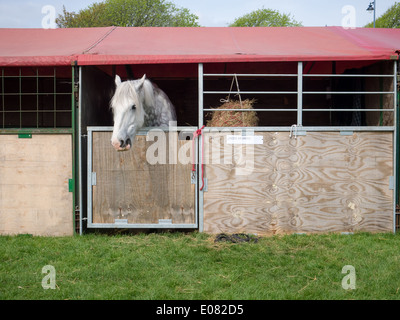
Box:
87;126;198;229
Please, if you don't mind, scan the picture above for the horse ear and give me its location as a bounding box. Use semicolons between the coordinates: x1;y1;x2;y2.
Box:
115;75;122;87
137;74;146;89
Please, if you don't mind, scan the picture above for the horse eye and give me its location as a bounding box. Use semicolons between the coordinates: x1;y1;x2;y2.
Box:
131;104;136;110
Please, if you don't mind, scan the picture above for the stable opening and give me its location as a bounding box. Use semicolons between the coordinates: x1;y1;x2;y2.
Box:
200;60;395;128
80;64;200;231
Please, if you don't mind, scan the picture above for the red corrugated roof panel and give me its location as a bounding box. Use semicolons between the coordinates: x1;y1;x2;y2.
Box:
0;26;398;66
0;27;114;66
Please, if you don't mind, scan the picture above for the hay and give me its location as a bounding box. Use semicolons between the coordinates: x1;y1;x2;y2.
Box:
206;98;259;127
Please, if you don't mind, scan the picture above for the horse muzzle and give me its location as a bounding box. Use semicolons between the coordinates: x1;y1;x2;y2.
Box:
119;138;131;150
111;137;132;151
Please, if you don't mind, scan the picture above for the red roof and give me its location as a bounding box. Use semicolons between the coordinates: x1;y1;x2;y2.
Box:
0;26;399;66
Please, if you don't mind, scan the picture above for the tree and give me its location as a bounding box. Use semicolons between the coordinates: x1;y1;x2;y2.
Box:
364;2;400;28
57;3;111;28
56;0;200;28
229;8;302;27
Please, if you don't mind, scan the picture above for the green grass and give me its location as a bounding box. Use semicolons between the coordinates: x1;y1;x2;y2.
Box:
1;231;400;300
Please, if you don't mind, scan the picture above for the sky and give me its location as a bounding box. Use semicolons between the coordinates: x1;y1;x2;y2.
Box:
0;0;397;28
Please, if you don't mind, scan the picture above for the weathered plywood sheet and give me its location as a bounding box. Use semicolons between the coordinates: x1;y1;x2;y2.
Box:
203;132;393;235
91;131;195;225
0;135;73;236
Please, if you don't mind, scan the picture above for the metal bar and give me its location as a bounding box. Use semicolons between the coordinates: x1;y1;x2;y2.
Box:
0;93;72;96
87;223;198;229
0;75;62;78
1;68;4;129
303;74;394;78
203;108;297;112
87;126;198;133
78;66;83;235
379;76;384;126
87;127;93;227
204;73;298;77
54;67;56;128
71;66;76;235
304;91;394;94
1;110;71;113
297;61;303;126
203;91;297;95
198;63;204;233
19;68;21;128
202;126;395;132
394;60;398;233
303;109;395;112
199;63;204;128
36;68;39;128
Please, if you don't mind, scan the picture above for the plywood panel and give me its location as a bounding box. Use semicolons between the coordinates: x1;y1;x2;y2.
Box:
0;135;73;236
203;131;393;235
91;131;195;225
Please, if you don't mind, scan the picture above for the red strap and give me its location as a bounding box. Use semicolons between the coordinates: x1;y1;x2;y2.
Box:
192;125;205;191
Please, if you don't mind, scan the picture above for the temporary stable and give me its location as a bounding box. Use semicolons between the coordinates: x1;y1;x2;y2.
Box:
0;26;399;236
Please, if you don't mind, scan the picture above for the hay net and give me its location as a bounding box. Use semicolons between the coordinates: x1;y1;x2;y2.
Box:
206;74;259;127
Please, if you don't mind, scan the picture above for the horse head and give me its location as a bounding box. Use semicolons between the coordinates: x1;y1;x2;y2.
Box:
110;74;147;151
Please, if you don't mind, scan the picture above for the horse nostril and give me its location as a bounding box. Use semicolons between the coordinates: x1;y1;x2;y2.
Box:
126;138;131;147
120;140;125;148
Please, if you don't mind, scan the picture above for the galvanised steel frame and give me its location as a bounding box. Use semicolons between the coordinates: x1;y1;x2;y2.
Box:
85;126;199;230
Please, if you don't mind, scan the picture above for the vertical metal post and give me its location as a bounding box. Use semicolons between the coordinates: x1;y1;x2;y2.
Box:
394;60;398;233
297;61;303;126
198;63;204;232
198;63;204;128
1;68;4;129
36;68;40;128
373;0;376;28
71;66;76;235
19;68;22;128
78;66;83;235
54;67;57;128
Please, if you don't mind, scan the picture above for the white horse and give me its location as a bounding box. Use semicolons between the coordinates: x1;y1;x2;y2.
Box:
110;74;177;151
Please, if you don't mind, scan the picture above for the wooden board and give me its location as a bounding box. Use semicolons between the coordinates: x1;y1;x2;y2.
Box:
203;131;393;235
0;134;73;236
91;131;195;225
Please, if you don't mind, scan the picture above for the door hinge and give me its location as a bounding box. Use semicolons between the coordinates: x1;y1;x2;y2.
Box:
191;171;196;184
202;178;208;192
91;172;97;186
389;176;395;190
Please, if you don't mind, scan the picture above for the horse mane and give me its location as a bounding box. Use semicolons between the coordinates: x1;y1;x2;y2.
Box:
141;79;157;108
110;79;156;126
111;76;176;128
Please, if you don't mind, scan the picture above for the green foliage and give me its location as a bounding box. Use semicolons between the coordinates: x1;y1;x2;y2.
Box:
56;0;200;28
365;2;400;28
229;7;302;27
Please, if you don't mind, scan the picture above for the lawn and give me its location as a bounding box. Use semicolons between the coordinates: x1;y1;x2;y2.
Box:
1;231;400;300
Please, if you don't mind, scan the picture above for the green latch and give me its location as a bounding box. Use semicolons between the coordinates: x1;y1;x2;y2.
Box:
18;133;32;139
68;179;74;192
